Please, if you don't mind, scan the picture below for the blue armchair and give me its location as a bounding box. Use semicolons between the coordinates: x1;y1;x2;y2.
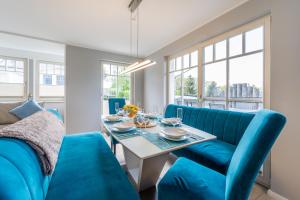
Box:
158;109;286;200
108;98;126;115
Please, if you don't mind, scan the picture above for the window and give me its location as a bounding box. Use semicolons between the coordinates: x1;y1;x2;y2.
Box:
0;56;26;98
167;16;270;111
38;61;64;99
202;25;265;111
168;51;198;107
102;62;131;114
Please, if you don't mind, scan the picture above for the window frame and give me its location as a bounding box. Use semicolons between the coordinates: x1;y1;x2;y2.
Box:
167;16;270;110
36;60;65;102
0;55;28;101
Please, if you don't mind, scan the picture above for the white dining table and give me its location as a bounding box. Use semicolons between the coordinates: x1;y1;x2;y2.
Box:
102;116;216;191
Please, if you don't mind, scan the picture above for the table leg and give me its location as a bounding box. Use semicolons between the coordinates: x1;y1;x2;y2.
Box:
123;147;169;191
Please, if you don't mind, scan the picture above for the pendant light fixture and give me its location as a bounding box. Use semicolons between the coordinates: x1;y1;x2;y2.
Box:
120;0;156;75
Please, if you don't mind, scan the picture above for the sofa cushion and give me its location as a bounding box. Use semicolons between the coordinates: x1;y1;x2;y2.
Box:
173;140;235;174
0;138;51;200
0;101;23;124
9;100;44;119
158;157;225;200
46;132;139;200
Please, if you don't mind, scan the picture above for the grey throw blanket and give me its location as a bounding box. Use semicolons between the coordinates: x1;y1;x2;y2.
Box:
0;111;65;175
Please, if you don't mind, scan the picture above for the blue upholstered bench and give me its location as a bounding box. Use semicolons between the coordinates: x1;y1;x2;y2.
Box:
164;104;255;174
0;132;140;200
159;106;286;200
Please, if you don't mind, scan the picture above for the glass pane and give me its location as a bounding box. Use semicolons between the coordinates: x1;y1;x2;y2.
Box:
55;65;61;74
0;65;5;71
169;71;182;105
215;40;227;60
6;60;16;71
16;61;24;72
204;61;226;98
183;67;198;106
229;34;243;57
204;45;213;63
47;64;54;74
229;101;263;111
176;57;182;70
103;75;117;99
118;66;125;74
0;59;5;66
40;63;47;74
103;64;110;75
169;59;175;72
111;65;118;75
229;52;263;98
191;51;198;67
183;54;189;68
117;76;130;100
245;26;263;53
203;100;226;109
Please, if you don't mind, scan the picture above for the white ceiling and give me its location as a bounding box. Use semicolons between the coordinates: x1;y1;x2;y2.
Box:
0;0;247;57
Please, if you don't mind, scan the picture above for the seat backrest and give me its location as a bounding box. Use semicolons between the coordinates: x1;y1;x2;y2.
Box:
0;138;51;200
225;110;286;200
164;104;255;145
108;98;126;114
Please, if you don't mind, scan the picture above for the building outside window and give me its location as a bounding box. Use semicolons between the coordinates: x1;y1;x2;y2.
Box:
38;61;64;100
0;56;26;98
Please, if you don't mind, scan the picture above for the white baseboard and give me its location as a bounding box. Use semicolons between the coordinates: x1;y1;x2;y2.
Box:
267;189;288;200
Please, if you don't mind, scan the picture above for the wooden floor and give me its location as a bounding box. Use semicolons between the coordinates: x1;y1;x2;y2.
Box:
103;133;273;200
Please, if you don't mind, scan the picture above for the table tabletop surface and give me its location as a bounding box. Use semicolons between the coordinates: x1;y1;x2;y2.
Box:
102;116;216;159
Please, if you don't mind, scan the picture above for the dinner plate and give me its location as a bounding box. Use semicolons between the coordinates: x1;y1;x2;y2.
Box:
160;118;181;126
111;126;136;133
160;128;187;139
160;132;187;141
104;115;122;122
113;122;135;131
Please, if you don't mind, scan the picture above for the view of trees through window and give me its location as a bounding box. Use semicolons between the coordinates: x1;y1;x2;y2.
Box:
169;51;198;106
102;63;131;115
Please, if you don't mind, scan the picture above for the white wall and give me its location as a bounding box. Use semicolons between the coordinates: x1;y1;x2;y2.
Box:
144;0;300;199
65;45;141;133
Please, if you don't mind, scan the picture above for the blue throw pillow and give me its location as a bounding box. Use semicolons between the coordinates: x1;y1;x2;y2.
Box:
9;100;44;119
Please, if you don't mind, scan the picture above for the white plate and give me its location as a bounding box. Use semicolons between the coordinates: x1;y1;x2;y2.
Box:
111;126;136;133
160;132;187;141
160;118;181;125
113;122;135;131
160;128;187;139
104;115;122;122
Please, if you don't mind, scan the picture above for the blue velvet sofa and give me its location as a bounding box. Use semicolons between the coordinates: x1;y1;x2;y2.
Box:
159;105;286;200
164;104;255;174
0;132;140;200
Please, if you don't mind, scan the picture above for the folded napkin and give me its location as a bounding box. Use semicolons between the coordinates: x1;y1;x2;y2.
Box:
0;111;65;175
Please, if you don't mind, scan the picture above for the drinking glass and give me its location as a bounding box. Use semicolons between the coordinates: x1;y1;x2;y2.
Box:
137;114;145;133
115;102;119;114
177;108;183;125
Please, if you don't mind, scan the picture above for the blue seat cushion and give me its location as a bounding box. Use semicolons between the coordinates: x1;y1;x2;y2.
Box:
9;99;44;119
173;140;236;174
46;132;139;200
158;157;225;200
47;108;64;122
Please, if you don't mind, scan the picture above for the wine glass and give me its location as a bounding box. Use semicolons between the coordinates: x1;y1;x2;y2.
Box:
143;117;150;129
115;102;119;114
177;108;183;125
